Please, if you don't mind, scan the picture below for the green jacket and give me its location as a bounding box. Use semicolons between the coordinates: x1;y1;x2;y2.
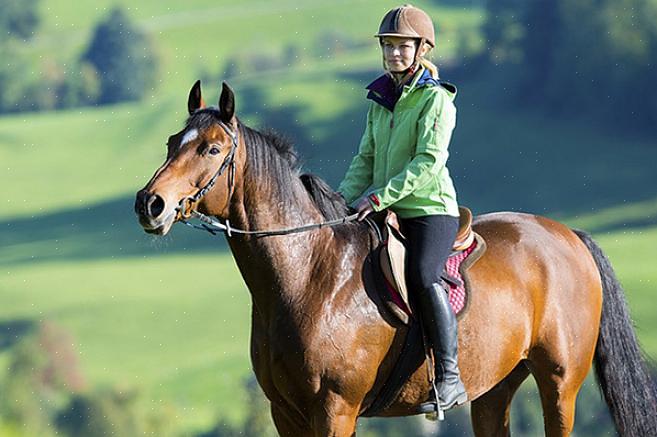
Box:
338;67;459;218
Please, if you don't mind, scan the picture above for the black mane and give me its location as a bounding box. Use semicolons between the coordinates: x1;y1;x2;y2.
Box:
186;108;352;222
239;122;352;222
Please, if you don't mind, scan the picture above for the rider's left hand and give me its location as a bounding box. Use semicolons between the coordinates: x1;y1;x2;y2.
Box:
355;196;374;221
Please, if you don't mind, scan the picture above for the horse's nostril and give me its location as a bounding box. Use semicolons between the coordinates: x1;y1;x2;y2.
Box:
147;194;166;218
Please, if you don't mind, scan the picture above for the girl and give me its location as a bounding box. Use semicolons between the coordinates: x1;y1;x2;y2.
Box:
338;4;467;411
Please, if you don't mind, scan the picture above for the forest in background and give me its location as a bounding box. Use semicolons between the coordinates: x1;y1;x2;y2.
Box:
1;0;655;435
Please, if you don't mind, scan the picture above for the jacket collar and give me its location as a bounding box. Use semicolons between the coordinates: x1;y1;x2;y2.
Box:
365;66;437;111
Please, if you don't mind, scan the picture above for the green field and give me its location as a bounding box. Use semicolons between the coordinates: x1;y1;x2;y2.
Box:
2;254;251;427
2;224;656;434
1;0;656;435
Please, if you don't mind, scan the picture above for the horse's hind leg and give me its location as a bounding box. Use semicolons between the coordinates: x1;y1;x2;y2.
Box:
527;349;590;437
471;362;531;437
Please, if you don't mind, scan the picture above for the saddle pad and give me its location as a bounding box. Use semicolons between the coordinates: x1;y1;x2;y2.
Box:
382;239;476;316
379;233;486;324
444;239;477;314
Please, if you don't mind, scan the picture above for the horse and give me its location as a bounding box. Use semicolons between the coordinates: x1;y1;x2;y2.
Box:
134;81;657;437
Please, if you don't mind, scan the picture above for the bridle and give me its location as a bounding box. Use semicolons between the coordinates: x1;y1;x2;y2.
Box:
176;120;239;220
174;119;362;238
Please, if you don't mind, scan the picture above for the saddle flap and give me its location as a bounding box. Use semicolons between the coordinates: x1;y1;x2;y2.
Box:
384;215;408;300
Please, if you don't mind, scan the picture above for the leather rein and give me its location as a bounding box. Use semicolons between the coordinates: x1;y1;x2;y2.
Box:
176;120;359;238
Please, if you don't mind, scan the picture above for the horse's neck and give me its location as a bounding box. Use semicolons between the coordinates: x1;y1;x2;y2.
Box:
226;174;335;325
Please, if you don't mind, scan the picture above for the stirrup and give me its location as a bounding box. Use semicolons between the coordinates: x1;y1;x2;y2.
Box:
418;382;445;421
419;403;444;422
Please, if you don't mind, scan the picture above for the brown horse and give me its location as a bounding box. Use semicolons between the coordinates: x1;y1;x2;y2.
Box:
135;81;657;436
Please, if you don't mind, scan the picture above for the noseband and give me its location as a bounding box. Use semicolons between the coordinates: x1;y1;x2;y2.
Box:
177;120;239;220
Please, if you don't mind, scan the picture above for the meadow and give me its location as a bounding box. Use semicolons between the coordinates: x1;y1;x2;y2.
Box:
1;0;656;435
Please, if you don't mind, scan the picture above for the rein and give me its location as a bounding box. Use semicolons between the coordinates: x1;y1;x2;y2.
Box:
182;210;360;238
175;120;360;238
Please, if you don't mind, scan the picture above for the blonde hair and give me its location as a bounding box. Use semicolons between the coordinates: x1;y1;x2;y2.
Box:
419;41;439;78
419;57;439;79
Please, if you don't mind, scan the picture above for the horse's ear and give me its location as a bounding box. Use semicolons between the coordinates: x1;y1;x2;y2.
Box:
219;82;235;123
188;80;205;115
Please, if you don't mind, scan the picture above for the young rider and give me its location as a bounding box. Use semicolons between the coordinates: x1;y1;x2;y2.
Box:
338;4;467;411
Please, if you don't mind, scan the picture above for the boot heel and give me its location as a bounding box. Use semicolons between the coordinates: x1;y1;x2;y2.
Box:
454;391;468;406
441;390;468;410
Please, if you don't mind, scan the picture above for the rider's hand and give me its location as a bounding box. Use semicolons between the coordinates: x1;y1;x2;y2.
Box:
355;196;374;221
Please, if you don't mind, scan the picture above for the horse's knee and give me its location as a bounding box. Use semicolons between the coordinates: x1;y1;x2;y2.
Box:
310;396;359;437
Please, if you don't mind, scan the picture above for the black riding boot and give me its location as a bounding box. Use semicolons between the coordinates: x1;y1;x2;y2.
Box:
417;283;468;410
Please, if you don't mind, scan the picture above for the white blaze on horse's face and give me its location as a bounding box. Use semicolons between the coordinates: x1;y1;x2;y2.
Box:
181;128;199;146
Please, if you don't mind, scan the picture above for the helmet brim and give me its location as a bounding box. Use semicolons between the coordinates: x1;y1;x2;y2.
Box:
374;33;434;47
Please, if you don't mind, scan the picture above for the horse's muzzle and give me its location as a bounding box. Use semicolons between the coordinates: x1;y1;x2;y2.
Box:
135;190;174;234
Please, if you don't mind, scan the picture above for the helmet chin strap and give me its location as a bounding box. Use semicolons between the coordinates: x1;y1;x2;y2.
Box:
387;37;426;87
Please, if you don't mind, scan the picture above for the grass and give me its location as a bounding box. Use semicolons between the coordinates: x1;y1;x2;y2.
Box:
2;1;656;435
0;253;251;430
595;227;657;353
1;222;656;434
1;0;484;221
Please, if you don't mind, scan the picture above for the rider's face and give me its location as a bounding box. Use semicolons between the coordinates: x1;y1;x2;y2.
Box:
381;36;418;73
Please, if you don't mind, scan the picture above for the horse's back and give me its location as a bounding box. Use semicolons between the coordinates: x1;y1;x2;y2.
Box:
457;211;603;399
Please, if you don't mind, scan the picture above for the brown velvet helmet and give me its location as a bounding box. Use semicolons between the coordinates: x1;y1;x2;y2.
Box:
375;4;435;48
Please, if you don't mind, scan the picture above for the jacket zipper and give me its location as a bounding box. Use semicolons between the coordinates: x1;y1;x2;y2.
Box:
384;112;394;181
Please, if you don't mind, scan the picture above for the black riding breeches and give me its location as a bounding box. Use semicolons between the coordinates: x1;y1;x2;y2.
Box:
400;214;459;292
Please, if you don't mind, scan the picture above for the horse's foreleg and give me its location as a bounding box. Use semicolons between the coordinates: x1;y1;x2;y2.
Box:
310;393;359;437
271;403;313;437
471;362;531;437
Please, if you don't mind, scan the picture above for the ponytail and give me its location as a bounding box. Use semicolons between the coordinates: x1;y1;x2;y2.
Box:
419;57;439;79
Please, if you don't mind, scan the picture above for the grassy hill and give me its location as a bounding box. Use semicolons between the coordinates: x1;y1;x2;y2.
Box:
1;223;656;434
1;0;656;435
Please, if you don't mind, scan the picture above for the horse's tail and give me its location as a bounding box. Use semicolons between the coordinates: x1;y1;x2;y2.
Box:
574;229;657;436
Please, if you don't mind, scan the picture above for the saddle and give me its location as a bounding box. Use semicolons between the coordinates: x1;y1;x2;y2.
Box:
360;207;486;418
374;206;486;325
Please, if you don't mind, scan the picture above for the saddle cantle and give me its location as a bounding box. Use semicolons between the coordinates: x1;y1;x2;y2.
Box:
375;206;487;325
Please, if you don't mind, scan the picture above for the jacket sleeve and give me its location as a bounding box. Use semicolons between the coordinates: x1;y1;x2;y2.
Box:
369;90;456;211
337;105;375;204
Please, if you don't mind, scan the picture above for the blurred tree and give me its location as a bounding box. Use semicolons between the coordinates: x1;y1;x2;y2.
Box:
0;335;53;435
82;7;159;104
283;44;302;68
222;55;242;79
483;0;657;129
56;389;146;437
518;0;560;103
0;322;83;436
0;0;40;40
56;62;101;109
0;45;30;112
482;0;526;65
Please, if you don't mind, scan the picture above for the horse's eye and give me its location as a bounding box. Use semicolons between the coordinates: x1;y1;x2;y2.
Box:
209;146;221;155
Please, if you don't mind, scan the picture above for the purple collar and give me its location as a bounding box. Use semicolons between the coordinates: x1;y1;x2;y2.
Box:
365;68;438;111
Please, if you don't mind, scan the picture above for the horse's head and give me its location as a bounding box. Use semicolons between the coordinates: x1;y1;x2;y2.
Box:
135;81;239;235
